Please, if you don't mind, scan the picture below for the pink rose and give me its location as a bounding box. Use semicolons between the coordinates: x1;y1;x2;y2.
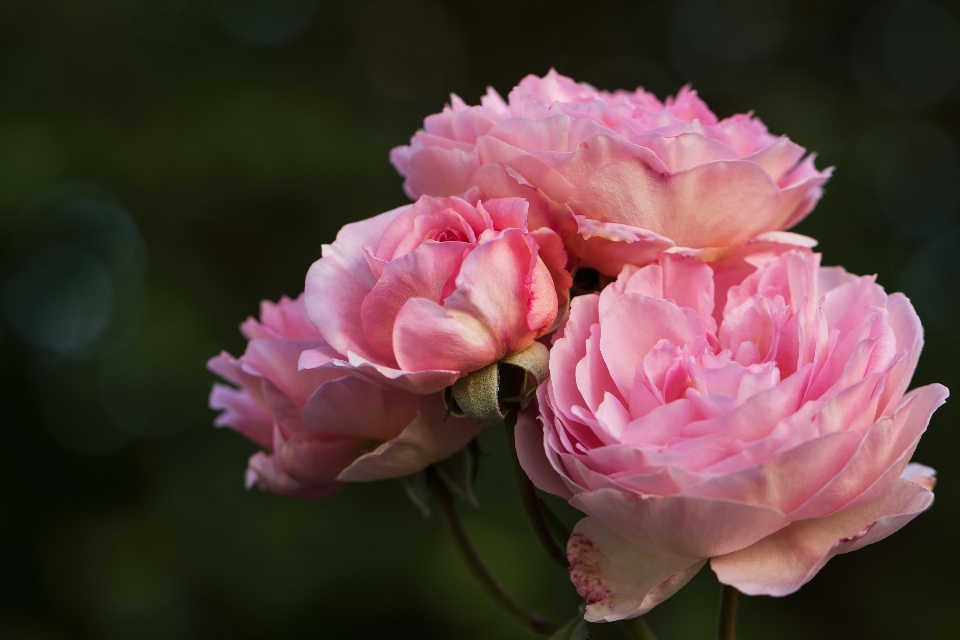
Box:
517;249;947;621
302;194;571;394
391;69;832;275
208;295;481;498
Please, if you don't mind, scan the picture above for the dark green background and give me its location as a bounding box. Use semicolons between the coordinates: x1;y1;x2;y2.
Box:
1;1;958;638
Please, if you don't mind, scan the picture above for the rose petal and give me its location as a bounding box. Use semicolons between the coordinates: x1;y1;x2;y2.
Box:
711;474;935;596
336;394;482;481
568;517;707;622
571;486;790;558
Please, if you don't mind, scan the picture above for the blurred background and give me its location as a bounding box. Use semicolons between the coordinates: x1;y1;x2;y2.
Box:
1;1;958;638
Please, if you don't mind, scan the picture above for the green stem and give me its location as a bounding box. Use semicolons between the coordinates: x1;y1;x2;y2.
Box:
427;468;559;635
504;410;570;570
717;585;739;640
619;617;659;640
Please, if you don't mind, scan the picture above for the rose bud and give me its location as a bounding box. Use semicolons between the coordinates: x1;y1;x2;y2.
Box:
301;195;571;394
391;69;832;275
208;295;481;498
516;250;947;621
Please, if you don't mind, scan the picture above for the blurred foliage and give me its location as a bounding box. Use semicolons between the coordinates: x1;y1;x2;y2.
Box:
0;1;958;638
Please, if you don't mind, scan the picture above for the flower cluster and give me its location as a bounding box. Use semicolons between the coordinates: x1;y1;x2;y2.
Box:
210;71;946;627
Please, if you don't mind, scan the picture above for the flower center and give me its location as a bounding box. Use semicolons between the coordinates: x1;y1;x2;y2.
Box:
426;228;467;243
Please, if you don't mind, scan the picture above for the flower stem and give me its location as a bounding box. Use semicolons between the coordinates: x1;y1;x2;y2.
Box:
427;468;560;635
717;584;739;640
619;616;659;640
504;410;570;570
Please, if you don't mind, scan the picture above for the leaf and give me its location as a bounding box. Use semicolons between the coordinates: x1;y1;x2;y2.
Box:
399;471;432;518
434;444;479;508
549;614;590;640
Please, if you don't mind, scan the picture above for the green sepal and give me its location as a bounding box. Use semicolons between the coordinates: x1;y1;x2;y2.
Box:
434;443;479;508
450;361;504;422
448;342;551;423
399;471;432;518
501;341;550;391
443;385;467;418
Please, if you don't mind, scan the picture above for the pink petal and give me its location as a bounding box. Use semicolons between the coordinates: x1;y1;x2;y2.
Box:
299;347;461;395
479;197;529;231
711;474;935;596
476;125;578;202
209;383;272;449
392;297;499;373
305;207;405;362
246;451;343;499
682;430;862;513
360;241;471;361
336;394;482;481
570;487;790;558
742;137;807;184
241;338;332;406
441;229;543;357
599;294;705;399
876;293;924;415
400;145;480;199
529;227;573;309
790;384;947;520
567;159;783;249
659;253;718;336
549;294;601;424
515;404;575;499
630;131;739;172
301;375;422;442
573;216;675;275
568;517;707;622
253;295;322;340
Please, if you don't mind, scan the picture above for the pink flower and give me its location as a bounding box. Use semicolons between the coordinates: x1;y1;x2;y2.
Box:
208;295;481;498
391;69;832;275
302;195;571;394
517;249;947;621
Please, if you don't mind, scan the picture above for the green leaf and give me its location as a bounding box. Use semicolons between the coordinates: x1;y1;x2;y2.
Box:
434;444;479;508
549;614;590;640
399;471;432;518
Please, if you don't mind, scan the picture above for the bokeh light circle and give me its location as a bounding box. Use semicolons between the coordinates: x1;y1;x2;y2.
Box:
5;247;115;354
669;0;789;95
852;0;960;110
875;121;960;239
900;228;960;336
214;0;319;46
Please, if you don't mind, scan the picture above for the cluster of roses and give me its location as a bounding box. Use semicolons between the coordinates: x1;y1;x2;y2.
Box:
209;71;947;625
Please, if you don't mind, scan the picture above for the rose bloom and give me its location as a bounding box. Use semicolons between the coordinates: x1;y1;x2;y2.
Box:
517;248;947;621
208;295;481;498
391;69;832;275
302;194;570;394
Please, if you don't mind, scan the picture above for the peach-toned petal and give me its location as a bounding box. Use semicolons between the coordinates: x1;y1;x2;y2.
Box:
571;487;789;558
711;474;935;596
337;394;482;481
568;518;706;622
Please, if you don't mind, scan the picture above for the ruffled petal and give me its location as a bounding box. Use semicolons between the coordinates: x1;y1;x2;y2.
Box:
711;472;935;596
